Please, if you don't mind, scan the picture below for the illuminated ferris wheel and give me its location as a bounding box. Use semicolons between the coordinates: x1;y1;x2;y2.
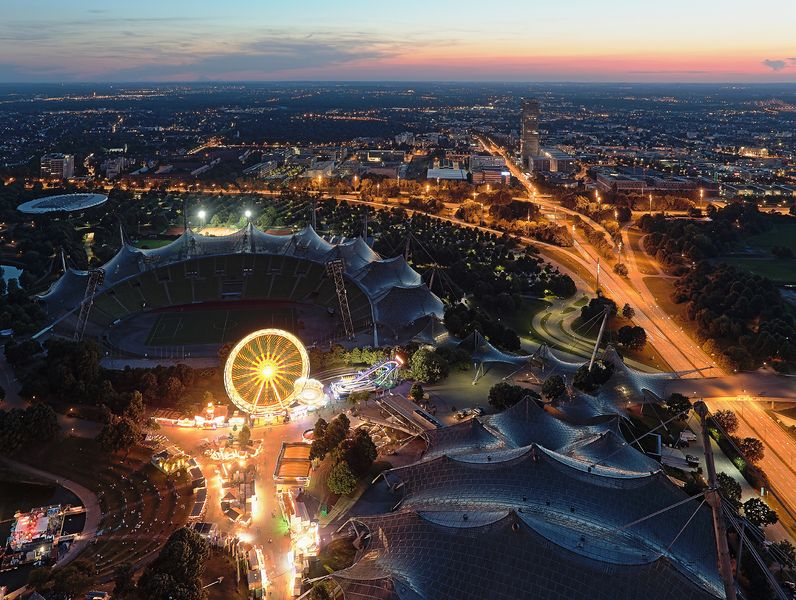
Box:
223;329;310;415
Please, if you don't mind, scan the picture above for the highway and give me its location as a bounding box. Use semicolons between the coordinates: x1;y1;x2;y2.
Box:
479;137;796;521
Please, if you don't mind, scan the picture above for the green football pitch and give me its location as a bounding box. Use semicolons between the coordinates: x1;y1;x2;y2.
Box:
145;307;296;346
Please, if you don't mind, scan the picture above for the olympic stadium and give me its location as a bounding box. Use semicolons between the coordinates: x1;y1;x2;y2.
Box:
17;192;108;214
325;396;724;600
36;223;444;357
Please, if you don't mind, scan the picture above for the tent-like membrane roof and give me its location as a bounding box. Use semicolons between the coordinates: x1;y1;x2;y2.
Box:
329;397;722;600
37;224;443;336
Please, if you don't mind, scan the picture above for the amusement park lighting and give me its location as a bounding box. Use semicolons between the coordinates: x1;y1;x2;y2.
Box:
224;329;311;415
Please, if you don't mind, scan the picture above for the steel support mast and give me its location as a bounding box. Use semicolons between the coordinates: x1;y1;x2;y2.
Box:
326;259;354;339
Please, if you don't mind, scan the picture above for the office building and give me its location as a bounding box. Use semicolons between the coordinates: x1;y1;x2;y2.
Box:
40;153;75;179
520;99;540;169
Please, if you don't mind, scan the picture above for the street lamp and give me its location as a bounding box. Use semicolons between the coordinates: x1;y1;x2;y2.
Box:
198;210;206;230
699;188;704;209
244;209;252;222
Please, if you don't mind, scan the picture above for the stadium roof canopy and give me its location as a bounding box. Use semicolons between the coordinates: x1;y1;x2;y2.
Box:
330;398;723;600
17;193;108;214
37;223;443;340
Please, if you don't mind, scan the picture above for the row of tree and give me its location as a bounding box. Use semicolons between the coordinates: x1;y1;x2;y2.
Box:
0;402;59;455
673;262;796;370
310;414;378;497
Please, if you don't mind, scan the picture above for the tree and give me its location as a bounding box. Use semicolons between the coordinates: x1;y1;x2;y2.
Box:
52;558;96;597
347;390;370;406
409;348;449;383
238;424;251;447
138;527;209;600
716;472;742;507
621;303;635;320
163;376;184;404
310;414;349;462
24;402;59;441
736;436;765;463
327;460;357;496
201;390;215;406
771;540;796;569
308;582;334;600
712;410;739;435
113;562;137;599
342;428;378;477
409;382;425;403
743;497;778;528
488;382;534;410
97;416;143;454
309;418;329;461
28;566;52;591
580;295;617;322
324;414;350;450
616;325;647;350
613;263;628;276
572;361;615;394
124;390;146;423
664;393;692;419
541;375;566;400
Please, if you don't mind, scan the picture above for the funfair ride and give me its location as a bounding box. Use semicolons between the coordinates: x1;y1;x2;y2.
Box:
330;357;403;400
224;328;327;418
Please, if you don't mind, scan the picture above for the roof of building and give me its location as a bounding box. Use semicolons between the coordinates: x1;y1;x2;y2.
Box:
17;193;108;214
327;392;721;600
36;223;443;336
426;168;467;180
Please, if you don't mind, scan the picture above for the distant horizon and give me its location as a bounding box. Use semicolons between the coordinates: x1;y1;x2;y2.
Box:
2;80;796;87
2;0;794;84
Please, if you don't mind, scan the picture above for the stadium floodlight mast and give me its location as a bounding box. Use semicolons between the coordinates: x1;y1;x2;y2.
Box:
245;209;252;222
198;209;206;230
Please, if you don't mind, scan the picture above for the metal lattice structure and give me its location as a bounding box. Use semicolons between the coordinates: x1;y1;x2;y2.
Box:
326;258;354;339
73;269;105;341
331;441;723;600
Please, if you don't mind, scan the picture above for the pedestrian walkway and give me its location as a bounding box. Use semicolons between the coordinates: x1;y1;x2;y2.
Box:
683;414;790;543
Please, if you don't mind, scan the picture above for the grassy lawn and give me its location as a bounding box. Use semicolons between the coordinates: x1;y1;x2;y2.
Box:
643;276;690;324
134;238;175;249
627;229;659;275
743;222;796;252
500;297;551;337
146;306;296;346
717;257;796;284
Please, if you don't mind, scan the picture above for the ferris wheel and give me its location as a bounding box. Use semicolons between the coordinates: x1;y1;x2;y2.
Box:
223;329;310;415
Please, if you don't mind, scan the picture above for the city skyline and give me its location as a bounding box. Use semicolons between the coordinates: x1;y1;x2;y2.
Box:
1;0;795;83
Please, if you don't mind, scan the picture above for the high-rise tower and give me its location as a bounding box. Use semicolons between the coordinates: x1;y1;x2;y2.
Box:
520;99;540;169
